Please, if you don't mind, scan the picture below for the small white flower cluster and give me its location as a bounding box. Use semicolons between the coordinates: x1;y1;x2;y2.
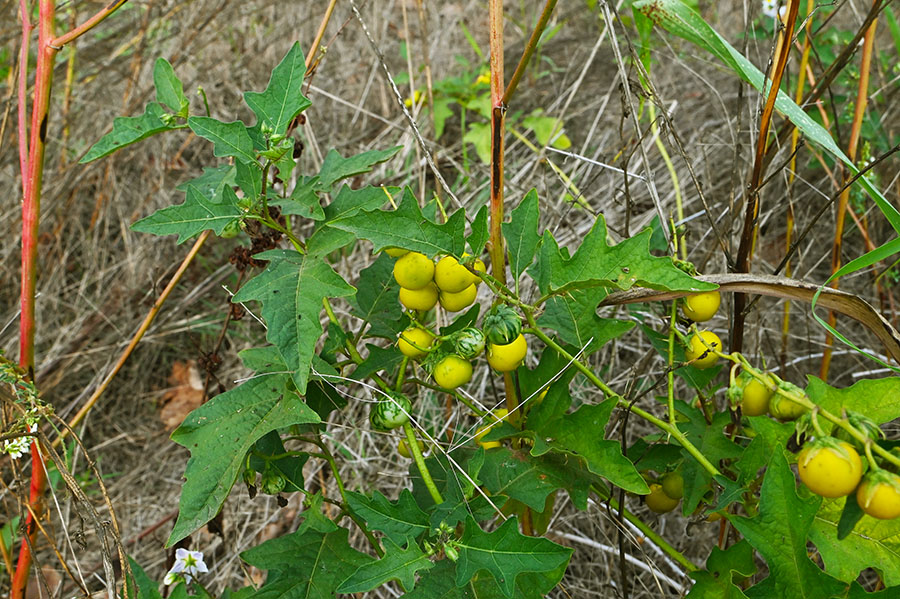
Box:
762;0;787;20
164;548;208;586
3;421;38;460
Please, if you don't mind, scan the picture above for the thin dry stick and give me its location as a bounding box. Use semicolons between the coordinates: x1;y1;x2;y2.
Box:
56;231;211;446
783;0;816;368
820;0;878;380
349;1;462;209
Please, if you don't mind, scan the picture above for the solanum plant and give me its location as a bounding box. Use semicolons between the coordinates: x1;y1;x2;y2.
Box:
30;3;897;598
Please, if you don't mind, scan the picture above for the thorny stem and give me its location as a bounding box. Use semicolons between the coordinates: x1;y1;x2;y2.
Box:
404;422;443;504
667;300;677;427
595;487;699;573
305;436;384;557
522;315;722;479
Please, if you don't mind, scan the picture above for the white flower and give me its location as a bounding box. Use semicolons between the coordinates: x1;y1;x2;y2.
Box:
762;0;778;18
164;548;208;585
4;436;31;460
3;425;37;460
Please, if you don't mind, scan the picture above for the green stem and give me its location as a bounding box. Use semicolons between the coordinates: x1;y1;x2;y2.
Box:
595;486;699;573
395;356;409;391
667;301;677;427
404;422;443;504
307;436;384;557
728;354;900;470
864;441;880;471
523;317;721;478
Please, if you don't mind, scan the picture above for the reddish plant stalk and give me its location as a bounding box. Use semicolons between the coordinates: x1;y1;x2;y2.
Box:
16;1;136;596
13;2;56;594
17;0;32;186
488;0;506;285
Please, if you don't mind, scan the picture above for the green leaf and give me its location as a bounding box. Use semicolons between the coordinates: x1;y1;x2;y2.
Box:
686;541;755;599
806;376;900;425
132;185;242;243
317;146;401;190
538;290;634;355
328;187;466;257
347;254;405;339
270;178;324;220
678;407;743;514
232;250;355;393
303;379;347;421
81;102;181;163
346;489;429;545
125;556;163;599
530;402;649;494
236;161;262;200
479;448;594;511
456;516;572;597
167;373;321;545
337;537;433;593
730;451;849;599
404;559;565;599
503;190;541;279
809;496;900;586
409;450;497;529
734;416;795;487
351;344;402;381
633;0;900;235
467;205;489;256
531;215;713;297
248;431;307;493
154;57;188;115
521;112;568;148
243;42;311;138
241;525;372;599
323;185;399;221
175;165;235;197
463;121;491;164
519;349;576;429
188;116;256;165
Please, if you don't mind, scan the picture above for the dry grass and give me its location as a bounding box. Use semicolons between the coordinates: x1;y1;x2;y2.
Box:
1;0;898;596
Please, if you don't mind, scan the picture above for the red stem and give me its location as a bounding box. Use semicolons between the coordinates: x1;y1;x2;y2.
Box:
50;0;129;48
488;0;505;283
17;0;32;188
13;0;56;597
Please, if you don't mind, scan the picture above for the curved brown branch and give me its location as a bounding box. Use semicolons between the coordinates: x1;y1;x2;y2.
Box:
601;273;900;364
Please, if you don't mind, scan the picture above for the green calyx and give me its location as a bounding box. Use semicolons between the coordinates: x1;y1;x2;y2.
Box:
483;304;523;345
452;327;486;359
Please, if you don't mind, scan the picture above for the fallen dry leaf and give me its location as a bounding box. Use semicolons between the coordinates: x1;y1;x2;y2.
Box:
159;360;205;430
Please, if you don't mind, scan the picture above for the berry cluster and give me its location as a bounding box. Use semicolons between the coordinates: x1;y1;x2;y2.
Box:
385;248;529;391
